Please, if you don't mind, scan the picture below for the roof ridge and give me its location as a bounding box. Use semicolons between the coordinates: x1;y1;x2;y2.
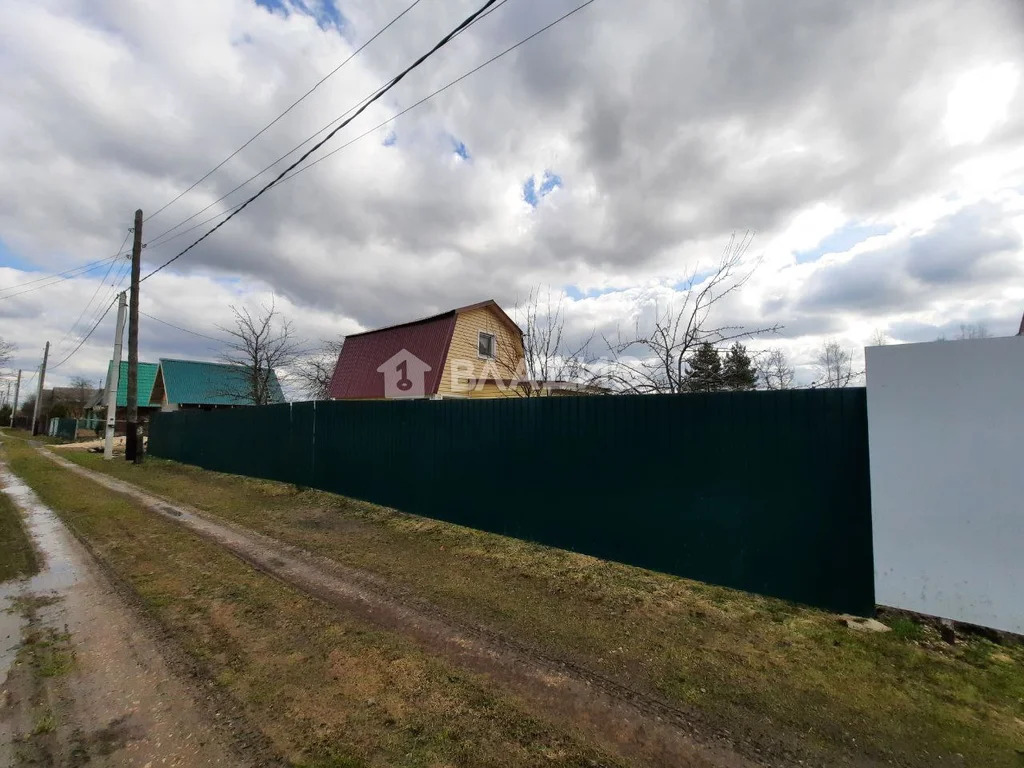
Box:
159;357;245;367
345;299;521;340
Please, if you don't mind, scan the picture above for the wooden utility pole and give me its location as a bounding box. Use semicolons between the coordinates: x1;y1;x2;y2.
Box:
31;342;49;436
105;292;127;460
10;369;20;428
126;209;143;463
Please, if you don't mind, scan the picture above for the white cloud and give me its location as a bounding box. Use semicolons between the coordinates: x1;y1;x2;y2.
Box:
1;0;1023;391
944;63;1020;146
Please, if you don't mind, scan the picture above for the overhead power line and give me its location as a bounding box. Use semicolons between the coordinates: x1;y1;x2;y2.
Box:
140;310;226;343
65;256;132;360
284;1;597;183
0;253;125;300
144;0;426;227
145;0;513;251
142;0;596;258
49;295;119;371
53;229;131;356
140;0;504;282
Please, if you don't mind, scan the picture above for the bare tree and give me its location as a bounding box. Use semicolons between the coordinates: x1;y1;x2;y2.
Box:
602;233;781;394
65;375;99;417
0;336;13;373
495;288;600;397
957;322;991;340
293;337;344;400
813;340;856;388
219;300;299;405
869;329;889;346
759;348;795;390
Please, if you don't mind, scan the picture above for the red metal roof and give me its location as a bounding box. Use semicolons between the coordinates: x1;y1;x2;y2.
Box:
328;311;457;399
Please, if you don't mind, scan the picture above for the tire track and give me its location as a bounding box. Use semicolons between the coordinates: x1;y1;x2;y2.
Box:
34;445;841;768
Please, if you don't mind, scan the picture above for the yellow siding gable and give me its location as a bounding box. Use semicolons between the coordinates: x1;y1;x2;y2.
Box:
436;306;524;398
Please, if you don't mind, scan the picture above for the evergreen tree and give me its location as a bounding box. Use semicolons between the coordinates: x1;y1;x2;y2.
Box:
685;342;723;392
722;342;757;390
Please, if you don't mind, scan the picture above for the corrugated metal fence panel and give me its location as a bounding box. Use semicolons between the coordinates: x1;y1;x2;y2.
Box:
148;389;874;614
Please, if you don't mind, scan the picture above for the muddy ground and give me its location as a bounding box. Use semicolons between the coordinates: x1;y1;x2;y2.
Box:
0;462;251;767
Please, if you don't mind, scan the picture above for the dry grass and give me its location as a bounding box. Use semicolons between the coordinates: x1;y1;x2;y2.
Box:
2;437;622;768
57;448;1024;768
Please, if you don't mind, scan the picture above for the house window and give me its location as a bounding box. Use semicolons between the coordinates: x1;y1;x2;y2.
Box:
478;331;496;359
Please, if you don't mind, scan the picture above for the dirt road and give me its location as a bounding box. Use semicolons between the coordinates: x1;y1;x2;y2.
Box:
31;444;798;768
0;460;249;767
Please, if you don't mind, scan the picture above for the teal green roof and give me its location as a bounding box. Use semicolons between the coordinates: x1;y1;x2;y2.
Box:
158;359;285;406
104;361;160;408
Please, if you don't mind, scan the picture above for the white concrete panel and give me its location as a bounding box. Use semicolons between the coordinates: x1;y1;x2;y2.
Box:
866;337;1024;633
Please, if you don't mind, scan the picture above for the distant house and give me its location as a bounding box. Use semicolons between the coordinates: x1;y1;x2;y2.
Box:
47;385;103;418
329;300;524;400
151;359;285;411
328;299;606;400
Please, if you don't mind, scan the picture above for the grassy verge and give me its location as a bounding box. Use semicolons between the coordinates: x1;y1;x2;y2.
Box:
1;428;66;446
57;448;1024;767
1;438;621;768
0;485;37;581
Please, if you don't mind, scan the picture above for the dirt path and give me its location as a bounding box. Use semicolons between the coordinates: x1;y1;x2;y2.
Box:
29;445;815;768
0;459;249;767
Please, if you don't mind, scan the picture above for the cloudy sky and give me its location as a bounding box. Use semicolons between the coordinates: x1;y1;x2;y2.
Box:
1;0;1022;394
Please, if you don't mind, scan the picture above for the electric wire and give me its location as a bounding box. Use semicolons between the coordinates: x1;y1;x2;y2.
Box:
53;230;131;355
140;310;226;343
144;0;513;249
49;295;119;371
283;0;595;184
0;254;125;301
144;0;426;227
142;0;594;260
140;0;503;282
53;252;133;370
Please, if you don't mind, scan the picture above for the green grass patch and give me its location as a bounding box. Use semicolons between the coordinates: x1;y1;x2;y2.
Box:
887;616;927;642
1;428;66;446
3;434;621;768
31;708;56;736
18;625;76;678
0;480;37;582
57;446;1024;768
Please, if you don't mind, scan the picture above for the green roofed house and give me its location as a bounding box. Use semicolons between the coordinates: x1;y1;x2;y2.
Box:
106;361;160;408
84;361;162;434
151;359;286;411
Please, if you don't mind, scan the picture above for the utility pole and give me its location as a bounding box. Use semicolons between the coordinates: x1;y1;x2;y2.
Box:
10;369;20;428
104;292;127;460
126;209;143;463
31;342;49;436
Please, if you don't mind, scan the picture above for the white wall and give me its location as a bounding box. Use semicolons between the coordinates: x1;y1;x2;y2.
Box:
866;337;1024;634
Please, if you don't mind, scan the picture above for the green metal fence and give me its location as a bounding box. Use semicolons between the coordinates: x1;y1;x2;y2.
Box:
47;417;78;440
149;389;875;614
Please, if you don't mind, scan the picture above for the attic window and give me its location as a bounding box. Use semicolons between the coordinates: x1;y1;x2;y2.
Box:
478;331;496;359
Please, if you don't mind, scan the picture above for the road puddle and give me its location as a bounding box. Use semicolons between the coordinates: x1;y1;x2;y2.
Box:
0;465;84;683
0;448;245;766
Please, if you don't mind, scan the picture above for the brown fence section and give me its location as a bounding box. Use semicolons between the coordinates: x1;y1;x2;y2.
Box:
149;389;874;614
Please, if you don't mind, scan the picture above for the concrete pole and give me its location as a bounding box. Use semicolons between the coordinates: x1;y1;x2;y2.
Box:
104;292;128;460
10;370;20;428
31;342;49;436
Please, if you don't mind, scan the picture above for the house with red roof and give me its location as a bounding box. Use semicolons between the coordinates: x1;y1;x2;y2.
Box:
329;300;528;400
